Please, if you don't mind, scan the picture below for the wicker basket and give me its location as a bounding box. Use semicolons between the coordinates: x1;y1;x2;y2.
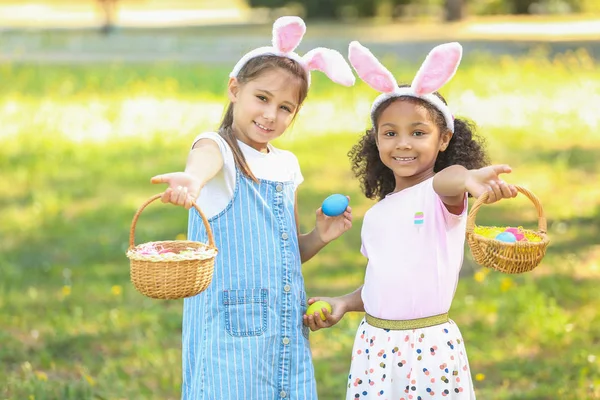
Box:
466;185;550;274
126;193;217;299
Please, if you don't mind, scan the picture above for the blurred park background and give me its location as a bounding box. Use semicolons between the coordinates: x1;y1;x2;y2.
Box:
1;0;599;399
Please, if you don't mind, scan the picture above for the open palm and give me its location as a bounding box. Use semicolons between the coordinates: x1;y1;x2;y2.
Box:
150;172;202;209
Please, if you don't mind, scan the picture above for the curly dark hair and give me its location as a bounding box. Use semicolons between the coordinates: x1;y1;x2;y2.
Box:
349;88;490;200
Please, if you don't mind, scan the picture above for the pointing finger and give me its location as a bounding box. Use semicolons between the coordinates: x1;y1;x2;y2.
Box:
492;164;512;176
151;174;170;184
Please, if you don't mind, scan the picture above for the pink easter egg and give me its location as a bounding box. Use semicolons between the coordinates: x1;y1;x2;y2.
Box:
504;227;525;241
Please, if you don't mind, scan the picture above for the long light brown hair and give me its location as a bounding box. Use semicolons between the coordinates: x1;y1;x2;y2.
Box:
219;55;309;182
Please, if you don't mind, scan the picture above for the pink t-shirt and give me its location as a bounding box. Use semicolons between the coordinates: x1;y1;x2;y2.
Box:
360;177;468;320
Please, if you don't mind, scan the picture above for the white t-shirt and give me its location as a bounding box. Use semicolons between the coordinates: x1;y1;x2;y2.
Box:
191;132;304;219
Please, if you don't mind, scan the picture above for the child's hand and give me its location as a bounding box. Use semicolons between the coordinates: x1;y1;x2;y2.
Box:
465;165;518;203
315;197;352;243
303;296;347;332
151;172;203;209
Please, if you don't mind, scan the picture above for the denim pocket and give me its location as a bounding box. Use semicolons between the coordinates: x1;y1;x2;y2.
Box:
300;291;310;340
223;288;268;337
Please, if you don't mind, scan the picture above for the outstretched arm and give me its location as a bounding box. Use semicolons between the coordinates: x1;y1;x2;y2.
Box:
303;285;365;331
433;164;518;212
151;139;224;209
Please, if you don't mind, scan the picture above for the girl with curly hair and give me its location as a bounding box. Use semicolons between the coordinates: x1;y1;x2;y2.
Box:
304;41;518;399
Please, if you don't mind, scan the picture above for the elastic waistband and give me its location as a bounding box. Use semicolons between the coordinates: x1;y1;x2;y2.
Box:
365;312;449;330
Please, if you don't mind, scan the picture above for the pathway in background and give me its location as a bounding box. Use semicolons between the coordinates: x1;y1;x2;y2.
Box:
0;1;598;63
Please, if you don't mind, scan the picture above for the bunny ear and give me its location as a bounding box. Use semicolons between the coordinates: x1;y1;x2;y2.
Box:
411;42;462;96
303;48;356;87
348;41;397;93
272;16;306;54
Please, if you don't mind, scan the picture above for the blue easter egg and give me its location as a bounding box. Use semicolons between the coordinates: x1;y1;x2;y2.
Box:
495;231;517;243
321;194;349;217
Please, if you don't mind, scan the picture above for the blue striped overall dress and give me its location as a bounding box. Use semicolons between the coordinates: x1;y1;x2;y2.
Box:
182;170;317;400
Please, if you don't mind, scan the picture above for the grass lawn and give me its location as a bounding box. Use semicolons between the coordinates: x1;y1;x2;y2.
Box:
1;48;599;399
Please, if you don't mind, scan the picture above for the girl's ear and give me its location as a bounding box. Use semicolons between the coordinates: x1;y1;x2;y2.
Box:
372;128;380;148
439;130;453;152
227;77;240;103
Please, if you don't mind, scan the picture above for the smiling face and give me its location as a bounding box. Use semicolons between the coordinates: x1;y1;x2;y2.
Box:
228;67;302;153
375;97;453;190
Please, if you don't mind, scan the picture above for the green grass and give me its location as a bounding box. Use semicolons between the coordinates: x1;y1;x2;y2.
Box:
1;49;600;399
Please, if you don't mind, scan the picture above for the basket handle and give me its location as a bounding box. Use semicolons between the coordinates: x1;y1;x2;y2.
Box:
466;185;547;235
128;193;215;250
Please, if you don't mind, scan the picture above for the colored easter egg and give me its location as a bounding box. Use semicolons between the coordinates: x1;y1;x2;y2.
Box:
306;300;332;321
321;194;349;217
495;231;517;243
504;227;526;241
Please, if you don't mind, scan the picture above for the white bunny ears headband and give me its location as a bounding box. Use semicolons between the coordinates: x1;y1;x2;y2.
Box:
348;41;462;132
230;16;355;87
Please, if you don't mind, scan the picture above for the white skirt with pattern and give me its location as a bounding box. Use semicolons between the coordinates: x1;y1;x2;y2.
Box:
346;318;476;399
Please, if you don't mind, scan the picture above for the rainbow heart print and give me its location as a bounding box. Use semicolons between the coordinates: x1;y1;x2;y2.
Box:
414;211;424;231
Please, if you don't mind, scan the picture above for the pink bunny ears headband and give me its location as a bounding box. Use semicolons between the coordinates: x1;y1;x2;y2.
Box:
230;16;355;87
348;41;462;132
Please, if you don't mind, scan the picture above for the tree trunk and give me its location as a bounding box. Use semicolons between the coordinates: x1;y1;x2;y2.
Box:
444;0;463;22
